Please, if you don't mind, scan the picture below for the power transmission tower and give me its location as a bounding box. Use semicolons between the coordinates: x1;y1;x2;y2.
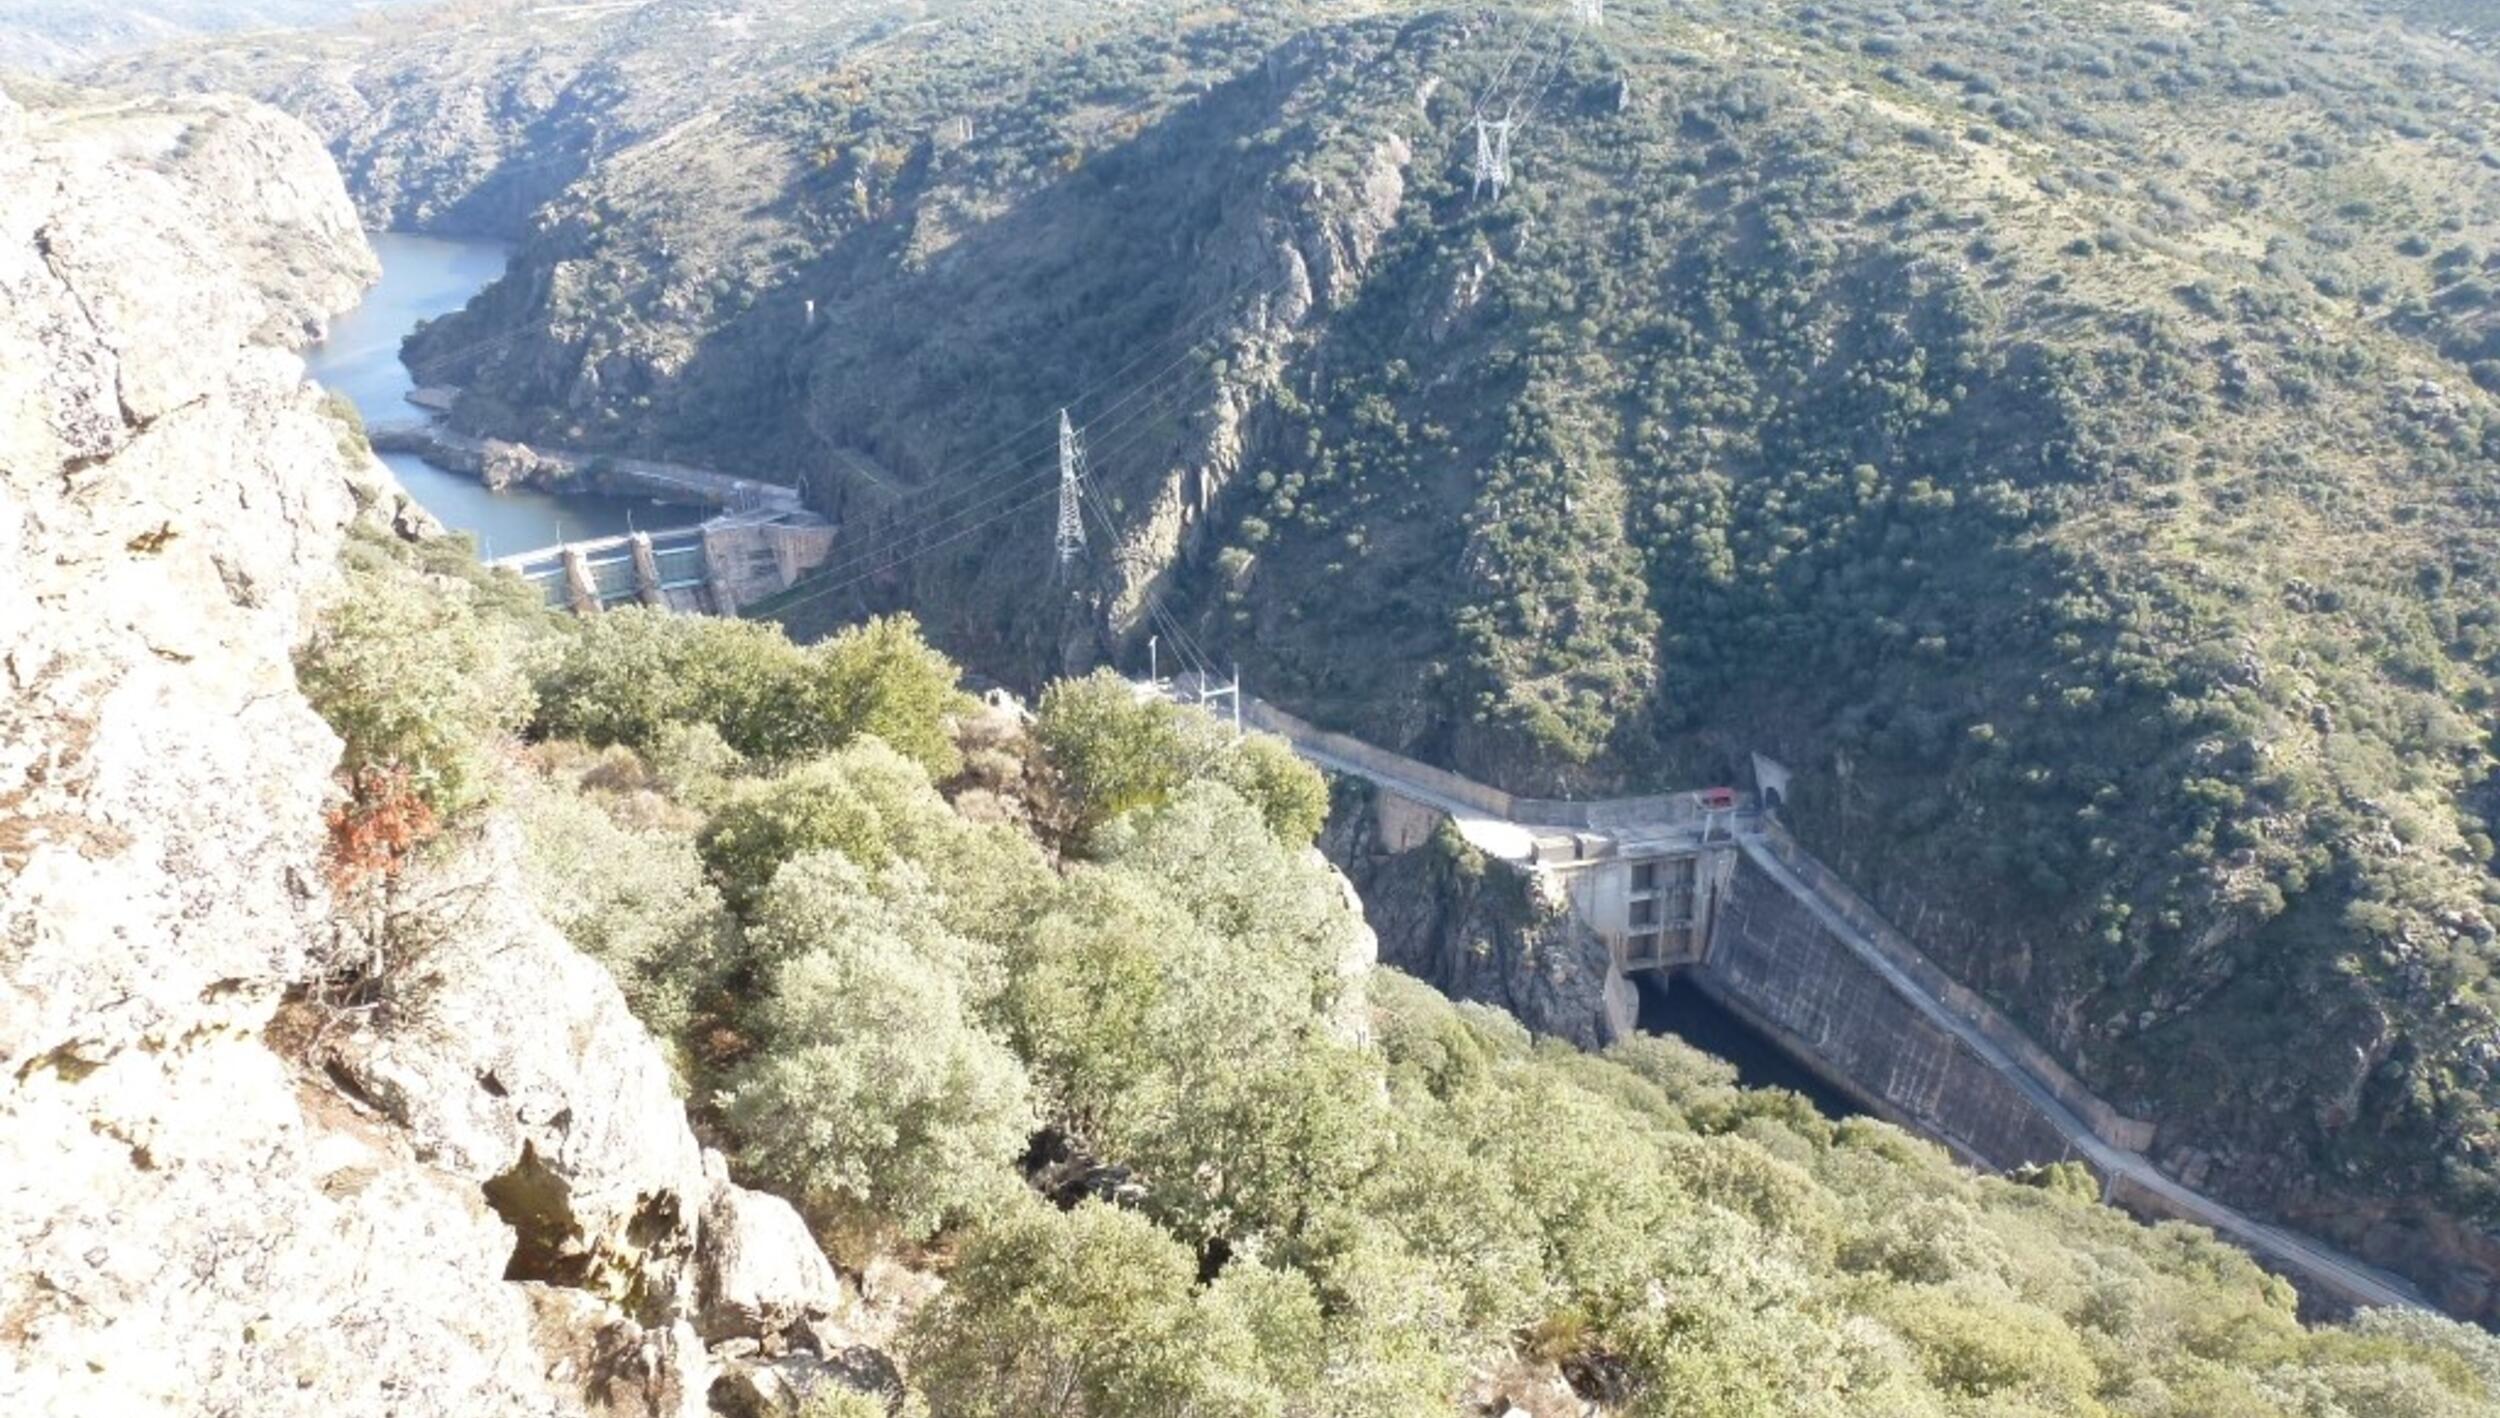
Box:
1472;116;1514;201
1056;409;1088;577
1575;0;1604;27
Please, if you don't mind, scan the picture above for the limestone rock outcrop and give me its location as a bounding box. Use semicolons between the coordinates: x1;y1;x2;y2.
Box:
0;84;864;1416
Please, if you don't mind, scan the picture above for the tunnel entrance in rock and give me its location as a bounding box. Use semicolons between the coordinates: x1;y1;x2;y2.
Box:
1632;972;1862;1121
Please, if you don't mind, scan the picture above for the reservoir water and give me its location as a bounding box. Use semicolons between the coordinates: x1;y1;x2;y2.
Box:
304;232;675;558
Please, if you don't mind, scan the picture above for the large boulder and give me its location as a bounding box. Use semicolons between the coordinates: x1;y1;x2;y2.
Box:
326;816;709;1315
696;1151;848;1344
709;1349;899;1418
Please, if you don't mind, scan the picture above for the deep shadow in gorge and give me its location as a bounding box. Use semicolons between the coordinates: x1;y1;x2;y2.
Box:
1633;971;1863;1123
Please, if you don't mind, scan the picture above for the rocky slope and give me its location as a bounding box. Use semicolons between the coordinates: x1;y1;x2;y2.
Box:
0;84;866;1415
87;0;2500;1325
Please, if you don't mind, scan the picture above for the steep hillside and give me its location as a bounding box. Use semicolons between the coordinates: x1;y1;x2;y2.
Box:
201;473;2500;1416
18;37;2500;1418
95;0;2500;1322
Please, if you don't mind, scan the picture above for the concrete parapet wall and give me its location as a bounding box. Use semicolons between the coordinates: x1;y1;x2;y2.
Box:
1706;855;2079;1170
1513;793;1706;830
1244;699;1731;831
1748;821;2158;1154
1245;700;1519;818
1372;790;1444;853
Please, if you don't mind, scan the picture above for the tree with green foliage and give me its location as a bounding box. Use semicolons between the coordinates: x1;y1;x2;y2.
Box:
537;609;968;773
698;738;964;911
1031;670;1191;840
903;1199;1326;1418
535;610;787;755
805;612;971;776
298;556;540;817
724;851;1032;1240
1031;670;1327;847
1000;787;1370;1246
1092;781;1361;988
1205;731;1329;846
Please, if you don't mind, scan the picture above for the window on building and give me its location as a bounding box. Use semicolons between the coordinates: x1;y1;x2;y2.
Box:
1627;932;1662;964
1631;896;1660;928
1631;860;1659;893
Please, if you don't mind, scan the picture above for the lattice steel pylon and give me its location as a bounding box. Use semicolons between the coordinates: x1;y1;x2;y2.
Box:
1055;408;1088;577
1575;0;1604;28
1472;116;1514;201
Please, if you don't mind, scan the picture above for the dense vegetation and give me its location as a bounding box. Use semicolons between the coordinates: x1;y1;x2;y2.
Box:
296;540;2500;1414
180;0;2500;1320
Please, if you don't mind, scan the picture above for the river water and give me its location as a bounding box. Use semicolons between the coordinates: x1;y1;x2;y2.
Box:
305;232;674;558
1634;973;1863;1120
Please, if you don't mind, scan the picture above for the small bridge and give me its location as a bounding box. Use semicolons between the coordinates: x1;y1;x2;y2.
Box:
1233;694;2429;1318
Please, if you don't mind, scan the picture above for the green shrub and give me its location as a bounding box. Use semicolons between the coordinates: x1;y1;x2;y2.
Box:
698;739;959;911
1206;731;1329;846
808;613;971;776
298;565;538;817
1031;670;1190;839
537;610;968;772
725;852;1032;1240
1033;669;1325;846
903;1199;1325;1417
510;763;730;1052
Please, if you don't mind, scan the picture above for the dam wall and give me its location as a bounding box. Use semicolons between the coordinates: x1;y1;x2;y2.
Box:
1746;821;2159;1154
1698;852;2079;1170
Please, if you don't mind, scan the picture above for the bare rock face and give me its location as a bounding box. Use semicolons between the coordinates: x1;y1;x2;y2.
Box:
0;85;557;1417
322;816;710;1323
1287;131;1412;312
1322;785;1618;1048
695;1152;848;1345
0;86;857;1415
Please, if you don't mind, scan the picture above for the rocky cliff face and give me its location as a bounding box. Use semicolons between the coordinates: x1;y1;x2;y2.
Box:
1;85;860;1415
1321;785;1620;1050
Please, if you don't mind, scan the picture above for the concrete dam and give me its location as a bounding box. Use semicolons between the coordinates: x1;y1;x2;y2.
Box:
491;510;838;617
1241;696;2426;1316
